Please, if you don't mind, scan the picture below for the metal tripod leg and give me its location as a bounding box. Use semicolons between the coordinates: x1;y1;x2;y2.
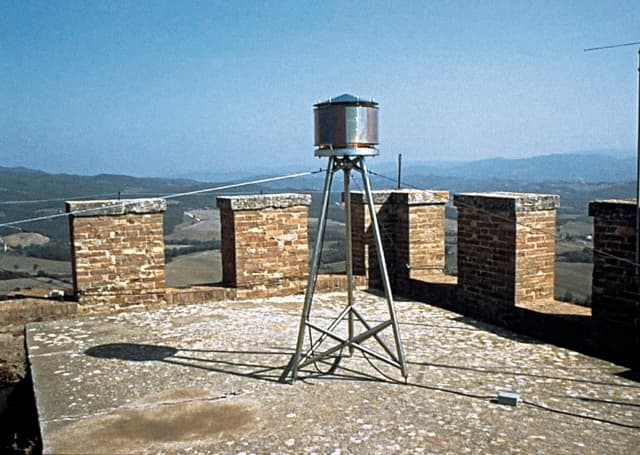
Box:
280;156;336;383
344;161;354;356
356;157;408;379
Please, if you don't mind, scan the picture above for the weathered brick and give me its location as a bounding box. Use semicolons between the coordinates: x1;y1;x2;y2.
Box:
67;199;167;308
217;194;311;288
454;192;558;310
349;189;449;291
589;199;639;357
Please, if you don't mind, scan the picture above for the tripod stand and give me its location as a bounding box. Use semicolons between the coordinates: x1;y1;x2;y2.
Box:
280;153;408;383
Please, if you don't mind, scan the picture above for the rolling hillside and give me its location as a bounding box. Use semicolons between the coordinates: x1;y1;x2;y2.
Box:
1;152;636;301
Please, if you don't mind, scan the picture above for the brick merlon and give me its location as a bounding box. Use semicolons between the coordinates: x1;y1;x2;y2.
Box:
348;189;449;205
454;192;559;212
65;198;167;217
588;199;638;218
216;193;312;211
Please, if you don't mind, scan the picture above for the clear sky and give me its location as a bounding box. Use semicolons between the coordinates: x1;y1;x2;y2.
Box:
2;0;639;177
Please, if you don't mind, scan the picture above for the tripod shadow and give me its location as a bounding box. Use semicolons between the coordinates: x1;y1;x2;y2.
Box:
84;342;406;385
85;343;297;383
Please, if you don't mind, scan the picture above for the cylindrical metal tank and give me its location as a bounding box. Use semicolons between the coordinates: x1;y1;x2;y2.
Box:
314;94;378;156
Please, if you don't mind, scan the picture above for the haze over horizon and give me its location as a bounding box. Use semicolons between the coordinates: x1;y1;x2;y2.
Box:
2;1;639;178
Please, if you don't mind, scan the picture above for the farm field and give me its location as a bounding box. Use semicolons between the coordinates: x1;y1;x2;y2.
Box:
166;209;220;243
555;262;593;303
0;254;71;276
0;253;72;297
0;277;71;296
165;250;221;288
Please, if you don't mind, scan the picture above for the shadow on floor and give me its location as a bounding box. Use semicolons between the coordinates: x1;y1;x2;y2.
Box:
394;278;639;369
85;343;294;383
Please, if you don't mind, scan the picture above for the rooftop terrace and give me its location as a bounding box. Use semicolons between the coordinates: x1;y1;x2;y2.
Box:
1;190;637;453
28;291;639;454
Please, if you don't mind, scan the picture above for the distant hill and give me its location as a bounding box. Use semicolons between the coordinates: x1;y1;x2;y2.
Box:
0;167;244;241
1;150;636;240
0;165;307;241
397;151;636;183
257;151;636;191
262;151;637;218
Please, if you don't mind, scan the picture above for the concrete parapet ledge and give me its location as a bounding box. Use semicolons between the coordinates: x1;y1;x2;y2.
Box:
454;192;559;212
66;198;167;217
588;199;638;218
348;189;449;205
216;193;312;211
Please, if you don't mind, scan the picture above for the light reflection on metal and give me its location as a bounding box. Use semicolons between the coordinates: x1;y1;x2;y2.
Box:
281;94;408;383
314;93;379;156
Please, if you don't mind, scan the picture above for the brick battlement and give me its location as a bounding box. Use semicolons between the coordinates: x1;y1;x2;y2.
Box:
350;189;449;290
217;193;311;211
589;199;639;361
588;199;637;218
66;198;167;311
217;193;311;293
349;189;449;206
454;192;558;310
454;192;559;212
45;190;634;366
66;198;167;217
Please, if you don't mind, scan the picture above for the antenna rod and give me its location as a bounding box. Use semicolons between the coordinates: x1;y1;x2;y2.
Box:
585;41;640;273
397;153;402;189
636;49;640;274
584;41;640;52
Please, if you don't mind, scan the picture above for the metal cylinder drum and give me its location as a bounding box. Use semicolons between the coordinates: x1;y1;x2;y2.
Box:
314;94;378;156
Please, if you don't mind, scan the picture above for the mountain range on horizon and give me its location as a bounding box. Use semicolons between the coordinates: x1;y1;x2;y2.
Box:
1;150;636;241
398;151;637;184
1;150;636;186
168;150;636;184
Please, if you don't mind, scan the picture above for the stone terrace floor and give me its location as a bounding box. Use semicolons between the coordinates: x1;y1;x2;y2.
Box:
27;291;639;454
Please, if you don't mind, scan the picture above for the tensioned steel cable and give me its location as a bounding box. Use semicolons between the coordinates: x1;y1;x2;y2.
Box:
367;168;640;269
584;41;640;52
0;169;325;229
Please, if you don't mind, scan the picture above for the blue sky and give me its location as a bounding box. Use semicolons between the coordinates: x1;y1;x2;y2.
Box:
2;1;639;177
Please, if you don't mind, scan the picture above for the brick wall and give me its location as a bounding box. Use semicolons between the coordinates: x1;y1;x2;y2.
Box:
589;199;639;360
0;298;78;325
217;194;311;295
66;199;167;310
454;192;558;310
350;190;392;288
350;189;449;291
395;190;449;286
